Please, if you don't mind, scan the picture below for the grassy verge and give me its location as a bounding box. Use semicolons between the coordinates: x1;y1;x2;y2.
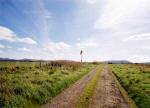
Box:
76;64;105;108
110;64;150;108
110;66;138;108
0;61;99;108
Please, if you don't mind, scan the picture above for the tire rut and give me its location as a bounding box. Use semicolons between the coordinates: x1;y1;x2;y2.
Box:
90;65;130;108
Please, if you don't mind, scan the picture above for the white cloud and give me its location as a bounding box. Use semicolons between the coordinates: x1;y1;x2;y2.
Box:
76;42;97;48
0;50;3;53
77;38;81;41
30;0;52;39
125;33;150;41
0;26;16;42
0;44;12;49
18;47;31;52
76;37;98;48
0;26;37;44
16;37;37;44
87;0;97;4
43;12;52;19
143;46;150;50
0;44;5;48
44;41;71;53
128;55;150;63
94;0;150;29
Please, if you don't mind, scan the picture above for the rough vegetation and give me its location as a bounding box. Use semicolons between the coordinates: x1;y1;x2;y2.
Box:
0;61;98;108
110;64;150;108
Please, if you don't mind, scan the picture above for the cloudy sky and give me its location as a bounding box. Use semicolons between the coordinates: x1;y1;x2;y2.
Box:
0;0;150;62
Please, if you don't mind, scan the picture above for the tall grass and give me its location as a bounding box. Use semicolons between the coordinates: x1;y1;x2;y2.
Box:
110;64;150;108
0;61;98;108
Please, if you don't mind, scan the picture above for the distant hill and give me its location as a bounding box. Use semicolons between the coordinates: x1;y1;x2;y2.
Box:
141;62;150;64
0;58;135;64
0;58;49;62
0;58;16;61
103;60;132;64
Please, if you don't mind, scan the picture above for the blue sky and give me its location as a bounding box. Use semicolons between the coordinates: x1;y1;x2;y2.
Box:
0;0;150;62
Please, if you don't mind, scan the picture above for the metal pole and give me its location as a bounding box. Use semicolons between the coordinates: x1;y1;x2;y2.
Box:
81;54;82;63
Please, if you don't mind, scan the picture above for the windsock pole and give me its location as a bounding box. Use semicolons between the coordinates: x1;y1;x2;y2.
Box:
80;50;83;63
81;54;82;63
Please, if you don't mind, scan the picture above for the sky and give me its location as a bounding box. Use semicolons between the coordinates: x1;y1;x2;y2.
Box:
0;0;150;62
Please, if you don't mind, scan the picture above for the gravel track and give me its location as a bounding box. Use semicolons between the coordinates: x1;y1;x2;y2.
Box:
41;66;101;108
90;65;130;108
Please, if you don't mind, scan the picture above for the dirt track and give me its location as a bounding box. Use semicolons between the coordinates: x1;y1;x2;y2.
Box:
41;66;101;108
41;65;131;108
90;65;130;108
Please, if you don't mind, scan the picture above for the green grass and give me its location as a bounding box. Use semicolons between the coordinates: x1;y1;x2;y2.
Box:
111;67;138;108
76;64;105;108
0;61;41;67
0;61;99;108
109;64;150;108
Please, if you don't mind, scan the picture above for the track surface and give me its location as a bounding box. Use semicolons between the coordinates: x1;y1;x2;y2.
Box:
41;66;101;108
41;65;131;108
90;65;130;108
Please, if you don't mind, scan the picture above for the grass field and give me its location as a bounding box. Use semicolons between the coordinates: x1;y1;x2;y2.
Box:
110;64;150;108
0;61;99;108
